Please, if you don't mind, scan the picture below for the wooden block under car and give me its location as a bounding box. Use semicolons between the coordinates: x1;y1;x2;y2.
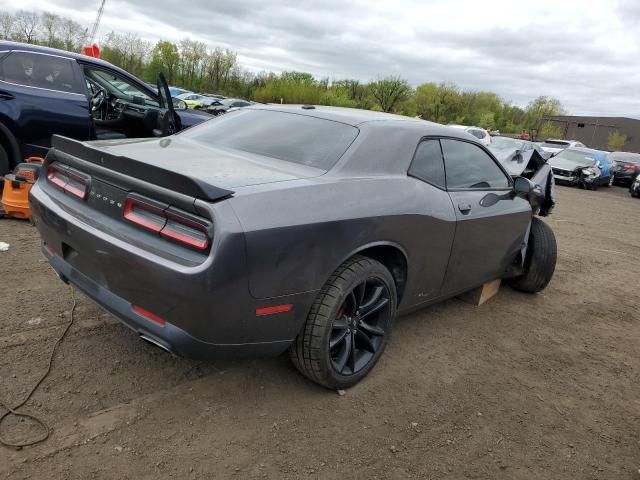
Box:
457;279;501;306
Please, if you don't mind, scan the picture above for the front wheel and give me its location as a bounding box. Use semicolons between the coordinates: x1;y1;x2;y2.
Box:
289;255;397;389
508;217;557;293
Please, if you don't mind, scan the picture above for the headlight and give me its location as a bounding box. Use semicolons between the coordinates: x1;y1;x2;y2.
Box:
582;168;596;176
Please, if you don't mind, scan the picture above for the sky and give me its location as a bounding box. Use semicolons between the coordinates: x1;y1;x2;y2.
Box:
6;0;640;116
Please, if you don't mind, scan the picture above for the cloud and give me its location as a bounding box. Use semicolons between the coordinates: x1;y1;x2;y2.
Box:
5;0;639;115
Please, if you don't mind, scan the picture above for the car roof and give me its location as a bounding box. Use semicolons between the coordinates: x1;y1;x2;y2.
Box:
248;104;450;129
0;40;141;81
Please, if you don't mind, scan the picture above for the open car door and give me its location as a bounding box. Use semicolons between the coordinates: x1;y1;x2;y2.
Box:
154;72;180;137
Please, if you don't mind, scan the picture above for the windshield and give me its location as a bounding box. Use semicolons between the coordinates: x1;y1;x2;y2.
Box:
89;69;158;107
490;137;525;150
555;149;596;167
182;109;359;170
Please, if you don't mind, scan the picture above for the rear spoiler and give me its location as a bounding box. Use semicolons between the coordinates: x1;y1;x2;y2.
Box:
50;135;234;202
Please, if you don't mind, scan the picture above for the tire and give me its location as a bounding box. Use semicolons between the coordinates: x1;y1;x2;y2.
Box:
0;143;9;176
508;218;557;294
289;255;397;389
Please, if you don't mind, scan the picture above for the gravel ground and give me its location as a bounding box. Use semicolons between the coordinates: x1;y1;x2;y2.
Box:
0;185;638;479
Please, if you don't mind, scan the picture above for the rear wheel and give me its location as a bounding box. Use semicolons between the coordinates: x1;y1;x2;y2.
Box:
289;255;397;389
508;218;557;294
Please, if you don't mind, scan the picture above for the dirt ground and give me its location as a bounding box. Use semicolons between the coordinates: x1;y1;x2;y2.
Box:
0;185;638;479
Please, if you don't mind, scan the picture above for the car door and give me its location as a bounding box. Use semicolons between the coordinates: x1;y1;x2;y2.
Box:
0;50;90;158
405;139;457;303
440;138;532;295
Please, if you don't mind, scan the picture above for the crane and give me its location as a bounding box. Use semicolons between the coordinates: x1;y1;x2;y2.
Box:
87;0;106;44
81;0;106;58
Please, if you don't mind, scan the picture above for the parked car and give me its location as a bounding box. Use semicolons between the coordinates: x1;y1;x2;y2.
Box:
205;98;253;116
0;41;211;175
549;147;612;190
447;125;491;146
175;93;206;109
488;136;552;160
610;151;640;186
30;105;557;389
175;92;223;109
539;139;585;156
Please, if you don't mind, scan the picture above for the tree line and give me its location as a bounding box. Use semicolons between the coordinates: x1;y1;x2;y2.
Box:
0;9;566;135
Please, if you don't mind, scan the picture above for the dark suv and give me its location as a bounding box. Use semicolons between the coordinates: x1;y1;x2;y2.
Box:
0;41;210;174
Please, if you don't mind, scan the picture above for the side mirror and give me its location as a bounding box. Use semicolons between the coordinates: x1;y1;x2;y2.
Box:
172;98;187;111
514;176;534;196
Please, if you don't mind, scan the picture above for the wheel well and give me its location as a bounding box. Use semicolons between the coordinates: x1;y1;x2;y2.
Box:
0;121;20;171
356;245;408;304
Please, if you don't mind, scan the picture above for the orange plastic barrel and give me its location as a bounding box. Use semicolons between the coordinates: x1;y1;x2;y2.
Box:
1;175;33;220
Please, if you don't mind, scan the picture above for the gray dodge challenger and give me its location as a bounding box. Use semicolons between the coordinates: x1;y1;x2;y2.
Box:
30;105;557;389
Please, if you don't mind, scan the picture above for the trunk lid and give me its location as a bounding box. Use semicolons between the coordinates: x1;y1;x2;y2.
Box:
58;135;325;192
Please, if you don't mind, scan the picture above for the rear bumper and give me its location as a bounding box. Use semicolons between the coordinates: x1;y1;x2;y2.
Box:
30;182;317;359
45;248;292;359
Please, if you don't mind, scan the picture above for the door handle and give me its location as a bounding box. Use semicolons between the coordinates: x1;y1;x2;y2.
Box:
0;90;14;100
458;203;472;214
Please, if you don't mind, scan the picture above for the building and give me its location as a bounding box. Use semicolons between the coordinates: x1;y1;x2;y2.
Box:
542;116;640;153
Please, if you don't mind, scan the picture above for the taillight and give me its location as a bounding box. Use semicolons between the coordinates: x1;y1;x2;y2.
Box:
123;194;211;251
47;163;90;199
124;196;166;233
161;211;209;250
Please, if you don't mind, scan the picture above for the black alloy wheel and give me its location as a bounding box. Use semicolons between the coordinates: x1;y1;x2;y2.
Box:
329;279;391;375
289;255;397;389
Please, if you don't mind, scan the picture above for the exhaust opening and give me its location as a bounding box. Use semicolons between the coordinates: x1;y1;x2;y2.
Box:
139;334;172;354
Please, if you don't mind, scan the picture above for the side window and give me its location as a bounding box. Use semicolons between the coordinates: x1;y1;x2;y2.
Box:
408;139;446;188
441;139;510;190
0;52;82;94
470;129;485;140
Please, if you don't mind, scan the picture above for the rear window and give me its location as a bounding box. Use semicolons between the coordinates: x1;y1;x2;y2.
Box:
182;109;359;170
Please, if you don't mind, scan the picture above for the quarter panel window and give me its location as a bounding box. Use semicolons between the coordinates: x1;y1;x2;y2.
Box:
441;139;510;190
408;139;446;188
0;52;82;94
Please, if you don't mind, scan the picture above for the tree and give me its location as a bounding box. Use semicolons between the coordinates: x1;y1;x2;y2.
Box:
523;96;566;135
41;12;61;47
179;39;207;90
148;41;180;84
368;76;412;113
415;82;462;123
540;121;562;140
15;10;40;43
59;18;85;51
0;12;15;40
608;130;627;151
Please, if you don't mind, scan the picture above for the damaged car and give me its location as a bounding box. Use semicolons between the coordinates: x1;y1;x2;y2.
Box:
29;106;557;389
549;147;612;190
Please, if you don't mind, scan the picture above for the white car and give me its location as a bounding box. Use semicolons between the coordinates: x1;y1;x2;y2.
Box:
447;125;491;146
539;139;585;156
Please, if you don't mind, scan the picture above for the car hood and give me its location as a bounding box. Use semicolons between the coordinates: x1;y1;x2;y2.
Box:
87;136;324;189
548;157;588;171
493;148;535;176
